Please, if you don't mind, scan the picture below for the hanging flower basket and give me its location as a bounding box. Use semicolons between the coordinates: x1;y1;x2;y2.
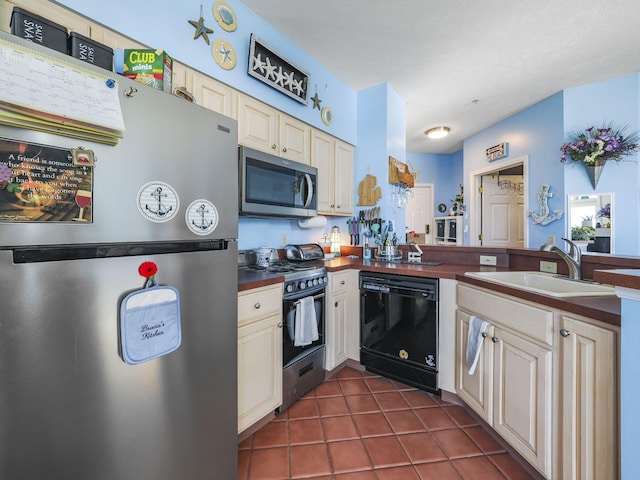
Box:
560;124;639;189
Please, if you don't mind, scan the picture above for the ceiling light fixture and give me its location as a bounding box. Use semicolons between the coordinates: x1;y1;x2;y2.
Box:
425;126;450;139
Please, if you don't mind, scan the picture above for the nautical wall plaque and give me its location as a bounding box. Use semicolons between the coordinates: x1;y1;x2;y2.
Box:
0;138;93;223
248;34;309;104
486;143;508;161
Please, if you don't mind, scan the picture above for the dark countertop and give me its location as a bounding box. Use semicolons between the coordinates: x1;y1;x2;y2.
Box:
238;268;285;292
594;269;640;291
238;257;621;326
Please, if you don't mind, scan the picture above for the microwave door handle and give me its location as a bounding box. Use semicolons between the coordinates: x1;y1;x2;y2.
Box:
303;173;313;208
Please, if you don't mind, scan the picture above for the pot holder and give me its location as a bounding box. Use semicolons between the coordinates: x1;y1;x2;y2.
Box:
120;278;181;365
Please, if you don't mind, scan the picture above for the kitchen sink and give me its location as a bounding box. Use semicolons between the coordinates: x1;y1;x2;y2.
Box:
464;271;616;297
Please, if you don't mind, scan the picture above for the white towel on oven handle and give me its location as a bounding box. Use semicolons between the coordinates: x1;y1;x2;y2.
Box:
466;315;490;375
294;296;318;346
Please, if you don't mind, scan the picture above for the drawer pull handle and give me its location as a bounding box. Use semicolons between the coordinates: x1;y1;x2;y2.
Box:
277;322;283;328
271;144;277;149
491;336;499;343
254;302;261;309
282;147;287;152
560;329;571;337
335;302;339;307
481;332;489;338
340;280;346;285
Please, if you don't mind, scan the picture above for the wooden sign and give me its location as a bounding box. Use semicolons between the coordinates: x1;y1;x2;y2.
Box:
357;174;381;206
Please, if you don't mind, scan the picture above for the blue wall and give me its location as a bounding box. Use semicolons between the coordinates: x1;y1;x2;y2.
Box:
406;151;463;217
563;74;640;255
463;93;565;247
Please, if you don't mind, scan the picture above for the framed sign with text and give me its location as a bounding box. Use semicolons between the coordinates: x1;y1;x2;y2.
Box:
486;143;508;161
0;138;93;222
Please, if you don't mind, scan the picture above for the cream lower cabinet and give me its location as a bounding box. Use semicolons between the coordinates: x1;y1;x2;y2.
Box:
456;283;555;479
237;284;283;434
325;269;360;370
311;129;354;216
559;314;618;480
456;282;619;480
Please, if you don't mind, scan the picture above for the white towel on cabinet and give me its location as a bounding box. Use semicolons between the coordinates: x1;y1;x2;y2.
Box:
466;315;490;375
294;296;318;346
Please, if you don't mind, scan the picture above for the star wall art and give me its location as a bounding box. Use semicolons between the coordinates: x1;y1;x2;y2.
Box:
188;5;214;45
248;34;309;105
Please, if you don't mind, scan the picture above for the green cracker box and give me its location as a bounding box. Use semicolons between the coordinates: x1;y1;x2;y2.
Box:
123;49;173;93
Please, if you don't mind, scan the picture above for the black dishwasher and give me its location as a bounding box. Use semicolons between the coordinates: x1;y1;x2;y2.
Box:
360;272;439;393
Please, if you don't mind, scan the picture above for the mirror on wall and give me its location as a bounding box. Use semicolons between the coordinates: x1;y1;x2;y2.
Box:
568;193;613;254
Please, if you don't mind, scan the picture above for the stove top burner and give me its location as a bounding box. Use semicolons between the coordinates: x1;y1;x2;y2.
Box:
245;260;316;274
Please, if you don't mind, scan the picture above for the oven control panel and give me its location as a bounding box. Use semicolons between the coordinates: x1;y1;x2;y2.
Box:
284;273;327;295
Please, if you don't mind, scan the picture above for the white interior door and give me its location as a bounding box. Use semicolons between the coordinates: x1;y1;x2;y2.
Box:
481;175;524;247
406;184;434;244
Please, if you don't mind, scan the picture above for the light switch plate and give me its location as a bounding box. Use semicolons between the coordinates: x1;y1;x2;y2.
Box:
479;255;497;266
540;261;557;274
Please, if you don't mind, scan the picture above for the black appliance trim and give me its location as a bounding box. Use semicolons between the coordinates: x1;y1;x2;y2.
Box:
9;239;229;263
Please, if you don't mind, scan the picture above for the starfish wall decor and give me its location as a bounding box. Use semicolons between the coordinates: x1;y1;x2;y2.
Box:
188;5;214;45
247;34;309;105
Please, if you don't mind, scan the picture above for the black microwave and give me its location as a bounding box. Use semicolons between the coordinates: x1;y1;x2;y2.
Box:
239;146;318;218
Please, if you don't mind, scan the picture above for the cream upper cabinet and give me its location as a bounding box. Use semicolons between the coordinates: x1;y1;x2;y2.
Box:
325;270;360;371
237;94;278;153
192;72;235;118
278;114;311;163
237;284;283;434
237;94;311;163
559;314;618;480
456;283;555;479
311;129;354;216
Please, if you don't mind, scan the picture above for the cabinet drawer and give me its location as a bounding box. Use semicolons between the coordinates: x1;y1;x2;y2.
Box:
457;283;554;345
238;284;282;326
330;270;355;295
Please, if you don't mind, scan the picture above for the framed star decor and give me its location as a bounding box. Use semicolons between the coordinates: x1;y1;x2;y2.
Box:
248;34;309;105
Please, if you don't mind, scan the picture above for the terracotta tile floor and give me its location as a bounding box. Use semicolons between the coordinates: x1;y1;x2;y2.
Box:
238;367;537;480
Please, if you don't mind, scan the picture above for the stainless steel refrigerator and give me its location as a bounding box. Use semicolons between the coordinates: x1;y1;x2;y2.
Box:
0;43;238;479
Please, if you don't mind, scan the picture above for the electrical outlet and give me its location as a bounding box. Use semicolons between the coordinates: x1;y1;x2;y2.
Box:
540;261;557;274
281;234;287;245
548;235;556;244
479;255;497;266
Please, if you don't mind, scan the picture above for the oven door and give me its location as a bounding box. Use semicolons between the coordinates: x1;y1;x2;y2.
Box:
283;288;325;368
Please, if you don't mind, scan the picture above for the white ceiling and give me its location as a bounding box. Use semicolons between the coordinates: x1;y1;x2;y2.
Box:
240;0;640;154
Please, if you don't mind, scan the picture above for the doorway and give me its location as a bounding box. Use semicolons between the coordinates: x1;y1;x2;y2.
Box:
470;156;528;248
405;183;434;244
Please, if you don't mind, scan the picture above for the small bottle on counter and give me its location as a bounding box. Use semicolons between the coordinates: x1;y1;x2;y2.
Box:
363;237;371;259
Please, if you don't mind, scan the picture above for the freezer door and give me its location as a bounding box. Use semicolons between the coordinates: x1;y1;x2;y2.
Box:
0;245;238;479
0;64;238;247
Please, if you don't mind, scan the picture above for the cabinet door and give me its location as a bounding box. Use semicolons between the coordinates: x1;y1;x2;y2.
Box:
279;115;310;163
238;314;282;433
492;326;553;479
192;72;234;118
310;129;335;214
334;140;354;215
237;94;278;153
326;293;349;371
560;315;617;480
456;310;493;423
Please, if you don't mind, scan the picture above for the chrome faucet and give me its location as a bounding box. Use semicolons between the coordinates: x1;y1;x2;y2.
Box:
539;237;582;280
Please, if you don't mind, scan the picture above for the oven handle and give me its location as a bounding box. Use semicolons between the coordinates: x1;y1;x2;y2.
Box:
292;292;325;305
